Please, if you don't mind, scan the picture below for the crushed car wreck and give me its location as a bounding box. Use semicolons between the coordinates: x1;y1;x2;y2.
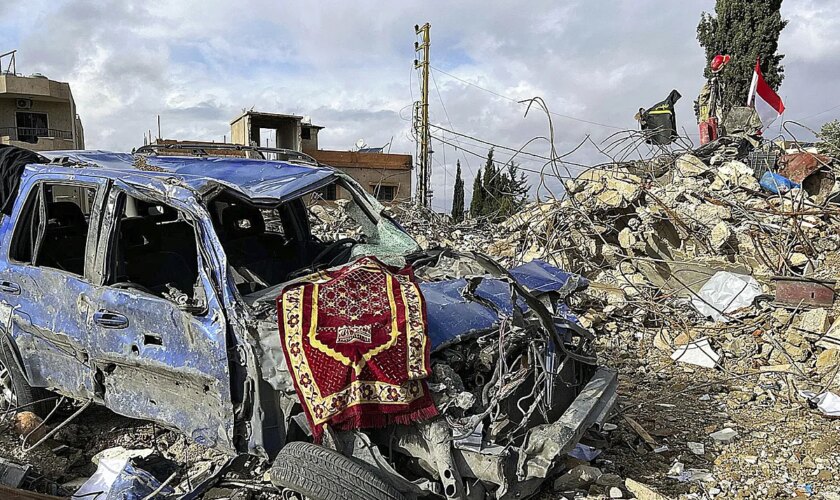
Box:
0;144;616;499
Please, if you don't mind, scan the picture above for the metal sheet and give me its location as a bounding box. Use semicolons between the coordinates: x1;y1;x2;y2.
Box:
778;152;829;184
772;276;836;307
508;259;588;296
37;151;338;203
421;260;587;351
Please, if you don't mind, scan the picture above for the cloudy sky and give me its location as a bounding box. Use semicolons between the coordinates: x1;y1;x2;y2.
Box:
2;0;838;210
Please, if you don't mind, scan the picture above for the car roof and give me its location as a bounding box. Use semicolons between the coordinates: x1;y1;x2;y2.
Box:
35;150;338;202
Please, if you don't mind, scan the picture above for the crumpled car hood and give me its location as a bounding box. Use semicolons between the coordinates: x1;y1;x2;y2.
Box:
251;259;588;391
421;260;588;351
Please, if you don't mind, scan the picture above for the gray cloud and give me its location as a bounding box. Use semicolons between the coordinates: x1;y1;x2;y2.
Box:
3;0;837;210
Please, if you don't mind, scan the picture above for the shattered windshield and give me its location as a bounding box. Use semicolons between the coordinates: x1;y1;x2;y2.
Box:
210;174;418;296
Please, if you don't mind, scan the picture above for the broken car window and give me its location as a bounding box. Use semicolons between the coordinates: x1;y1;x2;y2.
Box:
105;193;201;303
211;177;418;297
9;182;96;276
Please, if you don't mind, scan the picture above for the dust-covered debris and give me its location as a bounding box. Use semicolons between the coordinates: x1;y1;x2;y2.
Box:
1;132;839;499
386;133;840;498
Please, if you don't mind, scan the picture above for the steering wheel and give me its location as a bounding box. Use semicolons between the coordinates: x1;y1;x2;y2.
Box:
111;281;154;295
312;238;357;267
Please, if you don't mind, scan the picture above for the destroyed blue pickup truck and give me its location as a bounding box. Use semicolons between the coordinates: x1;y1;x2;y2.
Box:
0;144;616;499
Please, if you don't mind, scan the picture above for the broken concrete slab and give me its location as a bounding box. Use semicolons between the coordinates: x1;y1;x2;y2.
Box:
624;478;670;500
710;428;738;444
816;349;840;373
814;315;840;349
800;308;830;335
675;154;708;177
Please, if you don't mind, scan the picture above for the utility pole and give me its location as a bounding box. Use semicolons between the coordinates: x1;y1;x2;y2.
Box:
414;23;431;208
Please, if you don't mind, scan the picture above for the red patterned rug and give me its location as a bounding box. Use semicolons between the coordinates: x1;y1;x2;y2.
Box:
277;256;437;441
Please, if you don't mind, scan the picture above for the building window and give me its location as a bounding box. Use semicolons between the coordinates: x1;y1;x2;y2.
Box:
16;112;49;144
372;185;397;202
301;127;311;140
315;183;337;201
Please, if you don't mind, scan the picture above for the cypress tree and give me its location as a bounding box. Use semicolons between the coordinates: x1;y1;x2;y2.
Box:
481;148;498;217
469;168;484;218
697;0;787;112
451;160;465;222
494;162;529;219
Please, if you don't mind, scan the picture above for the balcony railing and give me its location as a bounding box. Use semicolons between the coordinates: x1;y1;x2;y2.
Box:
0;126;73;143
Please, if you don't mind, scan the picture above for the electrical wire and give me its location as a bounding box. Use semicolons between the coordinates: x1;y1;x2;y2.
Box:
430;66;626;130
430;68;474;177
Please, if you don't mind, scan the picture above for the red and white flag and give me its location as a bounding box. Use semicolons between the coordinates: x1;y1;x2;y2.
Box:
747;59;785;128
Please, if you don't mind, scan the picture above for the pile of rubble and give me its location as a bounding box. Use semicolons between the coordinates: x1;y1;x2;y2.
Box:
392;136;840;498
1;137;838;499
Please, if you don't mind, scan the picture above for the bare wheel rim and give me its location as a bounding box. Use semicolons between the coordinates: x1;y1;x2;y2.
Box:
0;357;17;411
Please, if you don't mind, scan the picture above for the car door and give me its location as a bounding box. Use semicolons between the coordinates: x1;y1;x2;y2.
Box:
0;174;106;400
85;181;236;453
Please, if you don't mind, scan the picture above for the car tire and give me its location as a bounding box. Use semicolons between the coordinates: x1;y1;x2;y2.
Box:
0;338;54;417
269;441;405;500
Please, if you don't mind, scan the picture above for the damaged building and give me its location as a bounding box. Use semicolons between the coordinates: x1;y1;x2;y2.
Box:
0;50;85;151
230;110;412;202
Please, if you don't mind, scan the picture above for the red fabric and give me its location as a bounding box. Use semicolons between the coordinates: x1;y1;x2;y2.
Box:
710;54;730;73
277;256;437;441
753;60;785;114
699;117;718;145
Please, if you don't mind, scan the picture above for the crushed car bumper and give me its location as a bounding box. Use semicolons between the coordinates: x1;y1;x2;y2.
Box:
380;367;617;499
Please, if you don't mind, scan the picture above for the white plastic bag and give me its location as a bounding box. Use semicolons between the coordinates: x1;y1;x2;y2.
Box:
691;271;761;322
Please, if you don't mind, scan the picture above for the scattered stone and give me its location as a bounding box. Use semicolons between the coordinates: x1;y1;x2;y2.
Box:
710;221;732;251
618;227;637;249
817;470;833;482
799;308;830;335
608;486;623;498
653;330;673;351
688;441;705;455
710;427;738;444
625;478;669;500
553;464;602;491
789;252;809;267
816;349;840;373
12;411;46;443
596;473;624;488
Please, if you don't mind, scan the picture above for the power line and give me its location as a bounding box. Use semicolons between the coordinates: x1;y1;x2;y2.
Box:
430;66;626;130
430;68;474;177
431;124;556;164
430;123;591;169
430;133;580;181
789;103;840;123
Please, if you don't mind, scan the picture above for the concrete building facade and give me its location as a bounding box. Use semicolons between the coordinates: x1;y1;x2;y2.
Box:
304;149;412;203
230;111;323;152
229;110;411;203
0;72;84;151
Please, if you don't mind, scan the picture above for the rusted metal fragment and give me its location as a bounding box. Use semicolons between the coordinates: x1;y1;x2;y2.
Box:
772;276;836;307
0;485;62;500
777;152;830;184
